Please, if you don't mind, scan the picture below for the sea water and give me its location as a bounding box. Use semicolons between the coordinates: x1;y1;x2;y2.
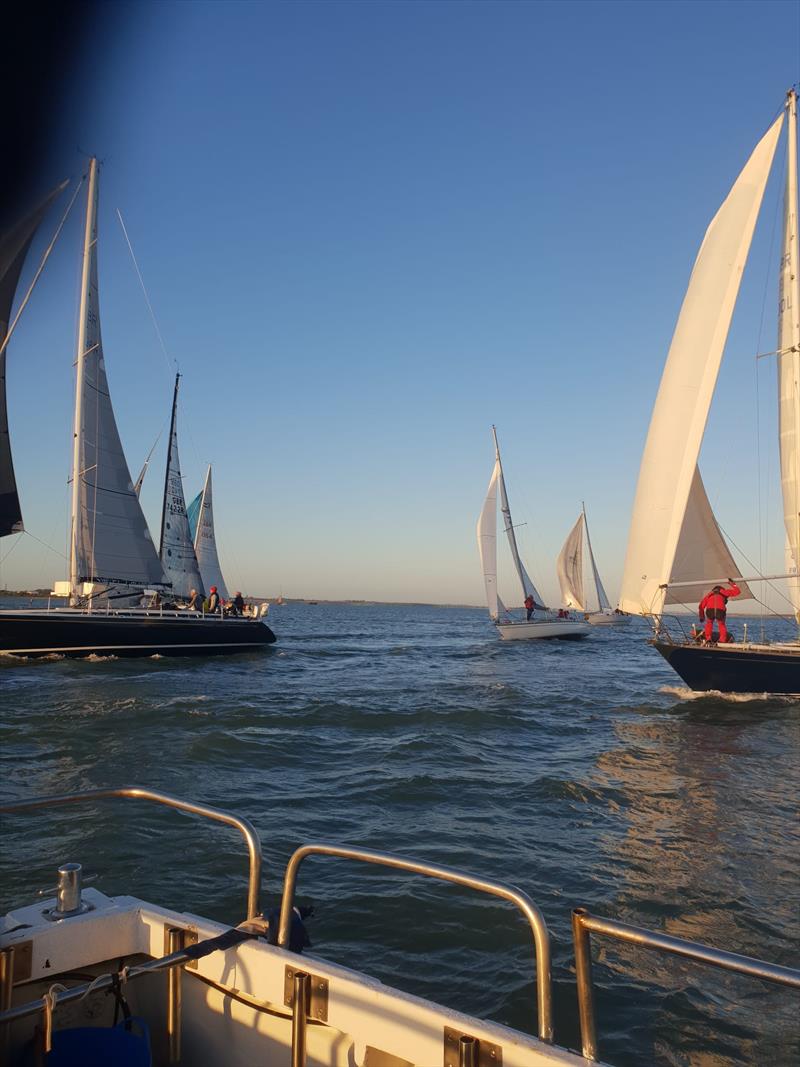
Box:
1;601;798;1066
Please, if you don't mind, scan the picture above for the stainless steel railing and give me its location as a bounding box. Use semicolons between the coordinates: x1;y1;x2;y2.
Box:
277;842;554;1043
0;787;262;919
571;907;800;1060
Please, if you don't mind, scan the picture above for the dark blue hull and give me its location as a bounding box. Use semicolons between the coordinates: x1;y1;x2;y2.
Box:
0;610;276;658
653;640;800;694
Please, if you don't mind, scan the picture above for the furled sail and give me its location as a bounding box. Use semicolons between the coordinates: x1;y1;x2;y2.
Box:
583;507;611;611
0;182;67;537
557;513;585;610
70;160;165;593
665;467;752;605
189;466;229;599
159;374;205;601
778;90;800;620
619;114;783;616
477;459;500;619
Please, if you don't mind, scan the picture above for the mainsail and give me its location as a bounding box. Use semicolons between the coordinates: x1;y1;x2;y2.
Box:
778;90;800;620
0;182;68;537
582;506;611;611
619;114;783;616
70;159;165;595
477;459;500;619
159;373;205;600
188;466;229;599
492;427;546;608
557;514;585;610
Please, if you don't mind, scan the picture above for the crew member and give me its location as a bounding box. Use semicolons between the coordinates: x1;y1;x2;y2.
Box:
188;588;201;611
232;591;245;615
524;594;535;621
698;580;740;643
207;586;220;613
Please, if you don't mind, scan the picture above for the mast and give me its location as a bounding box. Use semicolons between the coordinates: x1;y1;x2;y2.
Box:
160;372;180;556
778;88;800;624
69;158;98;603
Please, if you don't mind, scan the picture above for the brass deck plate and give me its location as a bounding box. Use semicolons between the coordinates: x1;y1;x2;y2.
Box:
163;926;199;970
443;1027;502;1067
284;965;329;1022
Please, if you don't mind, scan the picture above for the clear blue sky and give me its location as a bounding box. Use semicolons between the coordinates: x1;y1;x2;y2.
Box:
2;0;798;607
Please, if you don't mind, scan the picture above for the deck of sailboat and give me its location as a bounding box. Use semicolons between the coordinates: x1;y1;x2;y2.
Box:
652;638;800;694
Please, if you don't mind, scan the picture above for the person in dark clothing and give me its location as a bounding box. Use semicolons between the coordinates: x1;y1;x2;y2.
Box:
698;580;740;643
524;594;535;621
188;588;201;611
231;591;245;616
206;586;220;614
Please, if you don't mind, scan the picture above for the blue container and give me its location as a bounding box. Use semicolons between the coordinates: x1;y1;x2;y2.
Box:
47;1018;151;1066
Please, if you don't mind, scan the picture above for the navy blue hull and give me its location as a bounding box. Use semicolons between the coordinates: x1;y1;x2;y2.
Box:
653;640;800;694
0;611;276;658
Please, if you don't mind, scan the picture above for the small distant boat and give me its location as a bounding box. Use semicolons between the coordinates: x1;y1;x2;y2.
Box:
187;465;229;601
477;428;587;641
620;91;800;693
557;504;630;626
0;159;275;657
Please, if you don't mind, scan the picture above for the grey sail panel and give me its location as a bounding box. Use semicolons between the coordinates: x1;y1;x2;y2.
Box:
74;169;165;588
159;375;205;600
192;467;229;599
0;182;67;536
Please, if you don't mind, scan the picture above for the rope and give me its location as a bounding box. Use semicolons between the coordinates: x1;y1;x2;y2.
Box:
116;209;177;379
0;178;85;360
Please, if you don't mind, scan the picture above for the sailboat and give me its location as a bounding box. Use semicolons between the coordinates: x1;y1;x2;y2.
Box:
0;158;275;657
187;465;229;600
557;505;630;626
477;427;588;640
160;373;206;602
619;91;800;694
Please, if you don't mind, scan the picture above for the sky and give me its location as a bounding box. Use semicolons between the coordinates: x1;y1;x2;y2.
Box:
2;0;799;609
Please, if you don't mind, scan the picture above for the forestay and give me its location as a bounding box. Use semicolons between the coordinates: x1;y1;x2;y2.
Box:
778;91;800;619
160;374;205;601
188;465;229;600
477;460;500;619
0;183;67;537
619;114;783;616
557;514;585;610
71;160;165;592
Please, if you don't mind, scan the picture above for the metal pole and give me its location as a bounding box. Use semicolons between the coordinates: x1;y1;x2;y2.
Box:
69;158;97;604
167;927;185;1064
664;572;794;590
0;947;14;1062
0;787;263;920
458;1035;478;1067
290;971;310;1067
277;843;553;1042
571;909;598;1060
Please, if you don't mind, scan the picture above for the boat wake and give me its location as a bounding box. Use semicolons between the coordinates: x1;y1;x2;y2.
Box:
660;685;797;704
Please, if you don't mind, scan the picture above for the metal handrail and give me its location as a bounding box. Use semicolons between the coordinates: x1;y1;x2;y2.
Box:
277;843;553;1043
0;788;262;919
572;908;800;1061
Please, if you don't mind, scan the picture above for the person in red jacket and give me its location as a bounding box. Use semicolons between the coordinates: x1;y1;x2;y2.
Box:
698;580;740;643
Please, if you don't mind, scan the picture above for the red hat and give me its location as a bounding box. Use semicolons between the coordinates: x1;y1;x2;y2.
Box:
210;586;217;593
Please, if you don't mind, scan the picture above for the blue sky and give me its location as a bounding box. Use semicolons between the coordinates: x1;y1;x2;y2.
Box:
2;0;799;607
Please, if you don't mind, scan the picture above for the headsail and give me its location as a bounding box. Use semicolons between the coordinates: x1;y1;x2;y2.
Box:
189;466;229;600
0;181;67;537
582;505;611;612
70;159;165;595
778;90;800;620
619;114;783;616
492;427;546;608
557;513;585;610
159;373;205;600
477;459;500;619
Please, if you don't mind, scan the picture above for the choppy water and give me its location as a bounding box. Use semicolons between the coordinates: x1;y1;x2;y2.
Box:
1;602;798;1066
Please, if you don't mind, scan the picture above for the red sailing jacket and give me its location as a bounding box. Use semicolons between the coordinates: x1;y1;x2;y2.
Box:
698;583;740;617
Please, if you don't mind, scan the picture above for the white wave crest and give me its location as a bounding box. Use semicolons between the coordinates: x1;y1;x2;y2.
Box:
660;685;794;704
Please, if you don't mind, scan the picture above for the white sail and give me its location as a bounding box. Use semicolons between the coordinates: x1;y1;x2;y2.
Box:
477;459;500;619
582;506;611;612
557;513;585;610
192;466;229;600
778;90;800;620
159;374;205;600
492;428;546;608
665;467;752;605
619;115;783;616
70;159;165;595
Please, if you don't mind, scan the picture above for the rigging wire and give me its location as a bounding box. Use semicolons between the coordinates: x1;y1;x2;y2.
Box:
0;177;84;360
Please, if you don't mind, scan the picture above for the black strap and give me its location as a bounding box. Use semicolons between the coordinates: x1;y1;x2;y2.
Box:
182;926;257;961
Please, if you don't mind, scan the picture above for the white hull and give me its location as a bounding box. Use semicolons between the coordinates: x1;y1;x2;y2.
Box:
585;611;631;627
496;619;588;641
